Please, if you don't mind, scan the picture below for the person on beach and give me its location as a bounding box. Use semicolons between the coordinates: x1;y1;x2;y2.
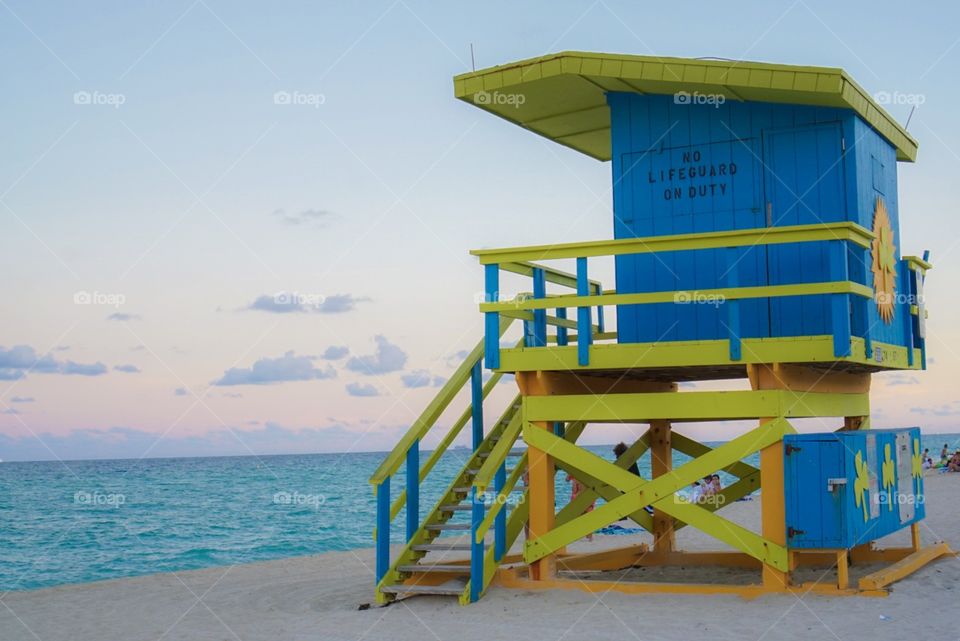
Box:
613;442;640;476
700;476;715;498
948;451;960;473
709;474;722;495
566;473;595;541
942;444;950;461
690;481;703;504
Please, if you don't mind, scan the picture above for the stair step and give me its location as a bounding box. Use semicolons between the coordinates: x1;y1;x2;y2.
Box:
398;564;470;574
468;467;516;475
425;523;471;531
381;584;465;597
412;543;474;552
439;504;472;512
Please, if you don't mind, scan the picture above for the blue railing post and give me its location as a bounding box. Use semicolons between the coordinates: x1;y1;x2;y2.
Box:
595;285;605;334
405;441;419;541
532;267;547;347
484;264;500;369
899;259;914;367
471;360;483;450
494;463;506;561
375;477;390;584
576;257;591;366
725;247;741;361
470;487;484;602
556;308;568;346
829;240;852;358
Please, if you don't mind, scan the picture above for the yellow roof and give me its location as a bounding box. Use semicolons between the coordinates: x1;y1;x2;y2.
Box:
453;51;917;162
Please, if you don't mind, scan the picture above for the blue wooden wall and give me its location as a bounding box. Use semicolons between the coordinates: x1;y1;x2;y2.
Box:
608;92;910;350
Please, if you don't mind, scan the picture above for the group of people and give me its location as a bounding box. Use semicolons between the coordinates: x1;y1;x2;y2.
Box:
923;444;960;472
689;474;723;503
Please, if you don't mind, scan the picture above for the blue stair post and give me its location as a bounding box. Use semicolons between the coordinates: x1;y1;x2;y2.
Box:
405;441;419;540
375;477;390;584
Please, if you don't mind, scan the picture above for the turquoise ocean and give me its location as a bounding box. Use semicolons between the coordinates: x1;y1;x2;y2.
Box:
3;433;959;592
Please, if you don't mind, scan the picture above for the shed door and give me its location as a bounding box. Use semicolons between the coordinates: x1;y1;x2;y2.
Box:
762;123;847;338
786;439;844;548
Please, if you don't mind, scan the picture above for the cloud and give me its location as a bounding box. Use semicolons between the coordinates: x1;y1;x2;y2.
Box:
222;392;243;398
321;345;349;360
346;382;379;397
317;294;369;313
2;408;19;415
113;364;141;374
432;375;447;387
346;336;407;375
61;361;109;376
910;404;960;417
401;370;432;388
213;351;337;386
174;387;188;396
884;374;919;386
106;313;141;321
247;292;368;314
0;345;107;378
271;208;333;226
10;396;35;403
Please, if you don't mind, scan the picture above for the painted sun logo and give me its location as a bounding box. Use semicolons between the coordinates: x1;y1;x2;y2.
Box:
871;197;897;323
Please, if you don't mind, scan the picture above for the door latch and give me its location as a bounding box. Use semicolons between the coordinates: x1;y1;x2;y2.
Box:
826;477;847;492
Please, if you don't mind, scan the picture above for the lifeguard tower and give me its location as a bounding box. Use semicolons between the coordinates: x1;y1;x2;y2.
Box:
369;52;951;604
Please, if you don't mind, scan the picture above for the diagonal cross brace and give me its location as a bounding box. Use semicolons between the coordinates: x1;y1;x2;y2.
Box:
523;419;794;571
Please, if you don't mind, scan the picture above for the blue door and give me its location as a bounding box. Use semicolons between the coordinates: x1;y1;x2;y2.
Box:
785;436;844;548
762;122;848;338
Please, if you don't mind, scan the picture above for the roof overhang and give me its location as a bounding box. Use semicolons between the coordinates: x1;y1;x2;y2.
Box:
453;52;918;162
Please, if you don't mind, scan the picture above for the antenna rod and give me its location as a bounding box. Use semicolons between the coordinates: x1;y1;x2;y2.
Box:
470;43;476;72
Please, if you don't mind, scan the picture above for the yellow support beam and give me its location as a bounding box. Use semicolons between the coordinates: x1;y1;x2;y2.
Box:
524;390;869;423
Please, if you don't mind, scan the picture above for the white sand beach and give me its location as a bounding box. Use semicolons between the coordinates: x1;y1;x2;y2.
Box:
2;473;957;641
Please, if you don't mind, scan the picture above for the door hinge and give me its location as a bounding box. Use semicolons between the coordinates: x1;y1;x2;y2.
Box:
785;444;802;455
841;137;846;152
788;526;805;538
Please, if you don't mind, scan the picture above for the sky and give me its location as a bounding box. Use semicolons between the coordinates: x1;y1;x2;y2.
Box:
1;0;959;462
